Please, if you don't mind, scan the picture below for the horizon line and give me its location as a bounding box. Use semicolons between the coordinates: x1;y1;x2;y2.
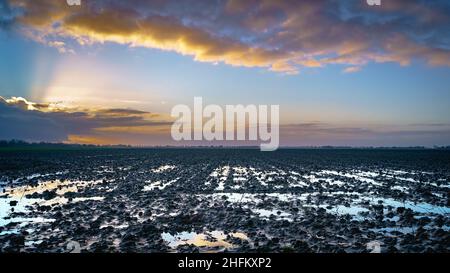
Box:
1;140;449;150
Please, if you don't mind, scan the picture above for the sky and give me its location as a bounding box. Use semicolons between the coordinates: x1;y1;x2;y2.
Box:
1;0;450;147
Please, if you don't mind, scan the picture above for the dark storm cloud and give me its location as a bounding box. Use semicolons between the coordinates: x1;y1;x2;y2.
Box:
0;97;171;143
4;0;450;73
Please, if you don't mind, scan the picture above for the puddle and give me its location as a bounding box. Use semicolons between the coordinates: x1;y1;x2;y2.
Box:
142;178;179;191
208;192;309;204
252;209;293;221
0;179;106;232
0;217;55;236
370;227;416;234
161;230;249;251
152;165;176;173
211;166;230;191
324;205;369;219
317;170;382;186
366;197;450;215
0;179;104;199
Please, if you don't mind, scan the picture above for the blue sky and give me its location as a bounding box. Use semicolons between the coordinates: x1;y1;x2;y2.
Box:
1;0;450;146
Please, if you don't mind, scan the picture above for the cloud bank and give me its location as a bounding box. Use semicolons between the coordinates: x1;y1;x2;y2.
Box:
1;97;449;146
280;123;450;147
3;0;450;73
0;96;172;144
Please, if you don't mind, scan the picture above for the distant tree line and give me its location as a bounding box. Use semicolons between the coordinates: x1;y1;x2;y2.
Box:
0;139;131;149
0;139;449;150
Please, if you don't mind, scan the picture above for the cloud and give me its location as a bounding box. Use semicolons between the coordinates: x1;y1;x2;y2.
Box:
2;0;450;74
47;40;74;54
0;96;172;144
1;97;449;146
280;123;450;147
343;66;362;73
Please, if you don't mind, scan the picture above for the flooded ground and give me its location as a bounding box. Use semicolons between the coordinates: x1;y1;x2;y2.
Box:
0;148;449;252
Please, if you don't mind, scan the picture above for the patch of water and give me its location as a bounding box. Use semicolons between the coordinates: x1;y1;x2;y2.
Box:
251;209;293;222
151;165;176;173
161;230;248;251
143;178;179;191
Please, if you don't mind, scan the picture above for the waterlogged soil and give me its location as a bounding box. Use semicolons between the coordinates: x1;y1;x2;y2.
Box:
0;148;449;253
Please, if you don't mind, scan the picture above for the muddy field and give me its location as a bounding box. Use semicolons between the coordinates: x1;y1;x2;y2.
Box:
0;148;449;253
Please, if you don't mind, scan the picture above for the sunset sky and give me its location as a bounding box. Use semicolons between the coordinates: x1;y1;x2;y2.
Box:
1;0;450;146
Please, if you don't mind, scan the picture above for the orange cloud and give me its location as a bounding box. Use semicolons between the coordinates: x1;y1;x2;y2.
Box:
66;134;120;145
94;125;171;134
5;0;450;74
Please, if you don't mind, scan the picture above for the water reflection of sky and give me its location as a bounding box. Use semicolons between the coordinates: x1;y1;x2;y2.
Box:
0;178;105;233
1;166;449;251
162;230;248;250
